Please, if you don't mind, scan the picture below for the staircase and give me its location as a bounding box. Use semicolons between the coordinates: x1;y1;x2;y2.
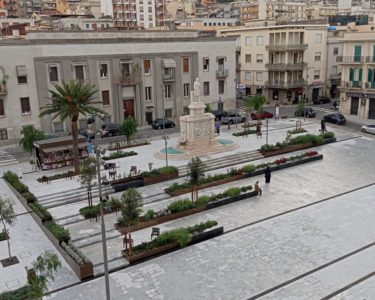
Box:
0;150;18;167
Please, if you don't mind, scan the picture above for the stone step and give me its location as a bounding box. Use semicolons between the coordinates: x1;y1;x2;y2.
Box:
38;185;108;201
93;257;128;277
55;214;85;226
75;228;121;248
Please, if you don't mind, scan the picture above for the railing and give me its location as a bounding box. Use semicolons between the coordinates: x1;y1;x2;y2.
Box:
163;73;175;81
236;62;241;69
365;82;375;89
336;56;364;63
340;81;362;88
265;80;307;88
216;69;229;78
265;44;308;51
265;62;307;70
236;46;241;51
365;56;375;63
330;73;341;79
114;74;142;85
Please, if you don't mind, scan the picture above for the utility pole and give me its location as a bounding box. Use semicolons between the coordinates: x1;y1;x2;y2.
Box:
160;85;169;167
235;78;238;128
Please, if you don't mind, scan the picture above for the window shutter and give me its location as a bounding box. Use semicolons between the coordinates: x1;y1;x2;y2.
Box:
144;60;150;69
101;64;108;74
368;69;373;82
359;68;362;81
183;58;189;72
0;100;4;115
21;98;30;112
349;68;354;81
102;91;109;105
373;46;375;62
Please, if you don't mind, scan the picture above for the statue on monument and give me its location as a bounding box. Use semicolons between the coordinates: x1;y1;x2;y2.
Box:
192;78;201;103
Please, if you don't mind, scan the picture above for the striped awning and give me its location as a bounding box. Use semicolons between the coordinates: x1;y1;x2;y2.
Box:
162;59;176;68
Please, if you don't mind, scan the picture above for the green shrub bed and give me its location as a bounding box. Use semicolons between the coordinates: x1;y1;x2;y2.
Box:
0;230;9;241
3;171;29;194
79;204;101;216
36;172;76;182
287;128;307;134
102;150;138;161
140;166;178;178
44;221;70;240
28;202;51;219
0;285;33;300
61;240;92;266
232;129;257;137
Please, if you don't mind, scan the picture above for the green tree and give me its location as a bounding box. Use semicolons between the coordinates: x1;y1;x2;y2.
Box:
296;99;305;120
19;125;46;154
187;157;206;203
39;80;107;174
244;95;267;120
119;116;139;145
29;251;61;299
78;157;97;207
120;188;143;254
0;197;16;263
204;104;213;113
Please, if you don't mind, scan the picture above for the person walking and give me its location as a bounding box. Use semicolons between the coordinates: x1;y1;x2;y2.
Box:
321;117;326;134
216;123;220;135
265;164;271;183
255;181;262;196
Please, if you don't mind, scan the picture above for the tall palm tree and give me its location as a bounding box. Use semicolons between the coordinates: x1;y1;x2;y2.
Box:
39;80;107;174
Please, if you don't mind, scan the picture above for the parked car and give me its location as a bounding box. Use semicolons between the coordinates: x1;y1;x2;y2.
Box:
361;124;375;134
236;93;243;100
151;119;176;130
323;113;346;125
313;96;331;104
44;133;60;139
212;110;228;121
101;123;122;137
294;108;316;118
68;129;95;139
251;110;274;120
221;113;246;124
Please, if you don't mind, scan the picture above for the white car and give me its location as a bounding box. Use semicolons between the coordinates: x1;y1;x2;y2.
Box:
361;124;375;134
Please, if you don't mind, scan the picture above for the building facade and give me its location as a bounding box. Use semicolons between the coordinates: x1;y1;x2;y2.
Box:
0;30;236;146
51;17;113;30
218;24;328;103
4;0;18;17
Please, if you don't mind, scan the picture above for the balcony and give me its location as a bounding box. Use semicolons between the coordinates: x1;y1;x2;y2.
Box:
365;82;375;89
156;2;163;6
265;62;307;70
163;73;175;81
330;73;342;80
157;11;163;15
236;46;241;52
0;84;7;95
216;69;229;78
265;44;308;51
365;56;375;63
340;81;363;88
236;62;241;69
114;75;142;85
265;80;307;89
336;56;364;63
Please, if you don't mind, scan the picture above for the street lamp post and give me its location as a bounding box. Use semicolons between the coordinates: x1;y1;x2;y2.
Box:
235;78;238;128
160;85;169;167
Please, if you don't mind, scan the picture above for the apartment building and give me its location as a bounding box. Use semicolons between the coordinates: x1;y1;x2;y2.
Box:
218;24;328;103
4;0;18;17
0;17;34;28
337;29;375;119
51;17;113;29
306;5;337;20
0;30;236;146
66;2;102;18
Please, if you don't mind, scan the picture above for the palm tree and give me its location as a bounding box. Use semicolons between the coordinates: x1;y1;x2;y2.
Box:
39;80;107;174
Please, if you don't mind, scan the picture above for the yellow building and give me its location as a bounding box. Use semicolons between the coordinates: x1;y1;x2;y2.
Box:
56;0;70;14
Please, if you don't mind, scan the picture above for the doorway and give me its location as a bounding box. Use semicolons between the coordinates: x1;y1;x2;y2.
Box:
369;99;375;119
123;99;134;119
351;97;359;115
145;112;153;125
312;88;319;101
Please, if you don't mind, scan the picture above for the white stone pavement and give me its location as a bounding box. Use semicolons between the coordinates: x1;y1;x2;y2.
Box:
332;276;375;300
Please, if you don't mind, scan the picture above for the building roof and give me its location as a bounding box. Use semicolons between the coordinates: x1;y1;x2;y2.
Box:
218;23;329;33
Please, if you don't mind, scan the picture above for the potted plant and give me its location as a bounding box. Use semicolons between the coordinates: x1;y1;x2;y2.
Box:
2;74;9;92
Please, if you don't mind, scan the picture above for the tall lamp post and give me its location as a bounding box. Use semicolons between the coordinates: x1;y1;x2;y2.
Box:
160;85;169;167
87;112;111;300
235;78;238;128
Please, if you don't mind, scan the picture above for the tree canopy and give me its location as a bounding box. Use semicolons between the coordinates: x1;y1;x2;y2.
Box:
19;125;46;154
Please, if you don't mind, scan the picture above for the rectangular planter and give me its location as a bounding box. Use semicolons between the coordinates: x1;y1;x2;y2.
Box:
110;176;142;185
205;191;258;210
80;209;110;220
111;178;144;193
323;137;337;144
143;171;179;185
115;206;206;235
165;174;245;197
260;142;314;157
108;142;151;151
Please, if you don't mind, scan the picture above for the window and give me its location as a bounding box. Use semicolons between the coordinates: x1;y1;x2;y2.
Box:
332;66;337;75
18;76;27;84
165;109;172;118
148;6;152;12
0;129;8;140
148;0;151;3
149;15;153;21
54;123;63;132
149;24;153;28
315;34;322;43
16;66;27;84
333;47;338;55
219;80;224;94
204;22;207;26
86;24;89;29
102;90;110;105
92;24;94;28
257;54;263;63
218;23;221;26
165;85;171;99
245;72;251;80
71;24;74;29
183;58;189;73
0;100;4;116
101;24;104;28
245;54;251;63
256;72;263;81
75;65;84;80
184;83;190;97
314;70;320;79
140;23;144;28
245;36;252;45
145;87;152;100
315;52;321;61
49;66;58;82
100;64;108;78
209;23;212;26
204;82;209;95
144;60;151;75
203;58;209;71
20;97;30;114
106;24;109;28
257;36;263;45
140;6;143;12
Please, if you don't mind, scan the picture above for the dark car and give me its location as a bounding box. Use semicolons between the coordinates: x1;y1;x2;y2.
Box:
324;113;346;125
68;129;95;139
313;96;331;104
294;108;316;118
236;93;243;100
212;110;228;121
44;133;60;139
101;123;122;137
152;119;176;130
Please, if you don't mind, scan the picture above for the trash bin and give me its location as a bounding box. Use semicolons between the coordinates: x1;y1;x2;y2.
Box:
16;169;23;179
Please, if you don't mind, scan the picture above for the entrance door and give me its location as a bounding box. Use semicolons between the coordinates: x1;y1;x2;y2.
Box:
351;97;359;115
123;100;134;119
312;88;319;101
145;112;153;125
369;99;375;119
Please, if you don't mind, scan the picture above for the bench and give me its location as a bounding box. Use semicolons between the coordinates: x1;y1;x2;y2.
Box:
42;176;50;184
281;116;288;120
151;227;160;239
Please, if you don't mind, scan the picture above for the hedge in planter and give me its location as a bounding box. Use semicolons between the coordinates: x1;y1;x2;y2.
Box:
28;203;52;220
232;129;257;137
36;172;76;183
102;150;138;161
140;166;178;178
287;128;307;134
44;221;70;241
0;285;33;300
3;171;29;194
61;240;91;266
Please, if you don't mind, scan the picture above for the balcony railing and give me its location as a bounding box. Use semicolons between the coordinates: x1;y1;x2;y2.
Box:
163;73;175;81
0;84;7;95
330;73;341;79
340;81;362;88
365;56;375;63
236;62;241;69
336;56;364;63
265;80;307;88
265;44;308;51
365;82;375;89
265;62;307;70
236;46;241;52
114;75;142;85
216;69;229;78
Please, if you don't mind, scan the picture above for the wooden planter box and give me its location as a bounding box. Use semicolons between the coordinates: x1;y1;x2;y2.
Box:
108;142;151;151
259;142;314;157
115;206;206;235
80;208;111;220
110;176;142;185
165;174;245;197
143;171;179;185
122;242;180;263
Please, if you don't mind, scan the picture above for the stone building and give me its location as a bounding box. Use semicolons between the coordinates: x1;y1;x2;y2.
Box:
0;30;236;146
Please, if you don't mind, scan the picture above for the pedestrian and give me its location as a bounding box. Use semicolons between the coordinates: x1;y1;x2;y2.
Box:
255;181;262;196
216;123;220;135
265;164;271;183
321;117;326;133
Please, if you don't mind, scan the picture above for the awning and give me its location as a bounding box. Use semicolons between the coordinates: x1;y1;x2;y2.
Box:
42;145;68;153
16;66;27;76
65;141;90;149
162;59;176;68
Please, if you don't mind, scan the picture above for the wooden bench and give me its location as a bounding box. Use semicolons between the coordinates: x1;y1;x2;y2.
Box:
123;236;134;248
108;163;117;171
256;125;262;138
281;116;288;120
89;211;101;222
66;171;75;180
151;227;160;239
109;170;117;178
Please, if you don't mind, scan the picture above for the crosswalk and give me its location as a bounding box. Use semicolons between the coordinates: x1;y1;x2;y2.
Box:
307;106;336;115
0;150;18;167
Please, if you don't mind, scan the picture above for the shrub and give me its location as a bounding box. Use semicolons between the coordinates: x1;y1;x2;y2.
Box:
237;169;243;175
0;229;9;241
3;171;30;193
167;199;197;213
79;204;101;216
29;202;51;219
0;285;33;300
247;185;253;190
232;129;257;137
197;195;210;207
186;220;218;234
217;193;224;199
242;164;256;173
117;216;128;227
241;186;248;192
225;187;242;197
61;241;91;266
141;166;178;178
209;194;217;201
312;135;324;146
24;193;37;201
323;131;335;139
287;128;307;134
102;150;138;161
44;221;70;240
289;134;324;146
143;209;155;221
